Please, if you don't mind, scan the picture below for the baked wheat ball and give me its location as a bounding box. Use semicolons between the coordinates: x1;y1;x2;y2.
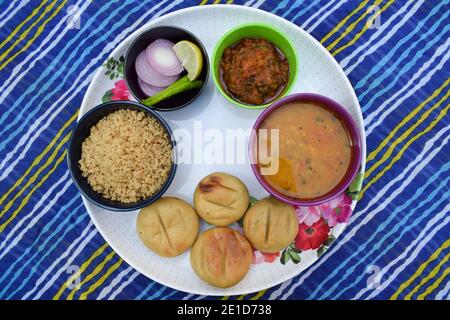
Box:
243;197;298;253
137;197;199;257
194;172;249;226
190;227;253;288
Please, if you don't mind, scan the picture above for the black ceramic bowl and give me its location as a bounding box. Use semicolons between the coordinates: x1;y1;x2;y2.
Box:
124;25;209;111
67;101;177;211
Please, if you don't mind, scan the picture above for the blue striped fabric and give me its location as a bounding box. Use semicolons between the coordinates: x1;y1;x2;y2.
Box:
0;0;448;300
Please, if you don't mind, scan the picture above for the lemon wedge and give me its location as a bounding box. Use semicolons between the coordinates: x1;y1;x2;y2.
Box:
173;40;203;81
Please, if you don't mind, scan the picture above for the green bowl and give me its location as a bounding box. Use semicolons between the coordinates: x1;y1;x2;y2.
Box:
212;22;298;109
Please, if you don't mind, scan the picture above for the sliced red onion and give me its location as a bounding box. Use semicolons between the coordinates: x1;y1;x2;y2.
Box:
135;51;178;87
145;39;183;76
137;76;166;97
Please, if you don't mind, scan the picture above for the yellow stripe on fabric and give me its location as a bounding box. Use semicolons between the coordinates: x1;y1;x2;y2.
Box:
364;86;450;180
326;0;378;51
53;243;109;300
405;251;450;300
251;289;267;300
226;0;234;3
200;0;209;5
213;0;221;4
0;0;47;51
0;150;66;232
0;111;78;207
332;0;395;56
0;0;58;62
79;258;124;300
0;0;67;70
366;78;450;164
360;103;449;198
320;0;370;45
236;289;267;300
417;266;450;300
0;111;78;231
0;132;71;219
390;238;450;299
235;289;266;300
66;250;116;300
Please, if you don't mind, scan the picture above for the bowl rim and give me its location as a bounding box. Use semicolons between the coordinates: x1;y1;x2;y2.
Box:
249;93;362;206
67;100;177;212
211;22;299;109
124;25;209;112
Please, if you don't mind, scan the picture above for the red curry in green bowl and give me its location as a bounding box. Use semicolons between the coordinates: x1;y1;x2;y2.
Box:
220;37;290;106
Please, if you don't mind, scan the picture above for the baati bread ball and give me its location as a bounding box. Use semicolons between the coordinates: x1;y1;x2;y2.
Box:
193;172;249;226
137;197;199;257
190;227;253;288
243;197;298;253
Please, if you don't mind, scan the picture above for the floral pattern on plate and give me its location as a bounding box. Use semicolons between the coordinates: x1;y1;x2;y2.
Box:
101;55;132;102
252;172;364;265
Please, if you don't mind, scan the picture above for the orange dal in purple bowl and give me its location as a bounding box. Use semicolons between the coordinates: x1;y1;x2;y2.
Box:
258;101;352;199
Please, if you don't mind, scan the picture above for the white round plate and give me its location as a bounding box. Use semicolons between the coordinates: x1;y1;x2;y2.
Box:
80;5;366;296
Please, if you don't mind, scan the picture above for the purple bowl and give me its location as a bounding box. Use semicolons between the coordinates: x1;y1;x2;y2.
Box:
249;93;362;206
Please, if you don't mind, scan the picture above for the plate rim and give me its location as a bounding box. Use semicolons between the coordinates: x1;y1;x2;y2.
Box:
79;4;367;296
